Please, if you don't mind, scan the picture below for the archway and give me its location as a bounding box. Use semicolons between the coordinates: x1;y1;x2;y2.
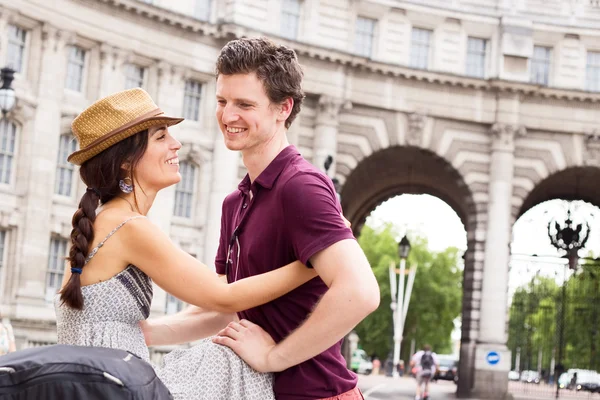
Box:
339;145;479;394
507;166;600;398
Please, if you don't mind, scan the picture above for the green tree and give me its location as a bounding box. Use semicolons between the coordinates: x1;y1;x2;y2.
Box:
354;224;463;364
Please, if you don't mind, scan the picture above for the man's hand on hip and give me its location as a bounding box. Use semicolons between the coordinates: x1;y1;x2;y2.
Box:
213;319;281;373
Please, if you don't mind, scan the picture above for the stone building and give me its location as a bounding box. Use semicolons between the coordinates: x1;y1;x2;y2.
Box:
0;0;599;397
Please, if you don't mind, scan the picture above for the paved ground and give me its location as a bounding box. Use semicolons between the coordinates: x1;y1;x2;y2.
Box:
357;375;600;400
357;374;458;400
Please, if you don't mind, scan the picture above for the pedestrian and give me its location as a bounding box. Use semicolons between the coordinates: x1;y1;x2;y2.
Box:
410;344;439;400
372;356;381;375
0;314;16;356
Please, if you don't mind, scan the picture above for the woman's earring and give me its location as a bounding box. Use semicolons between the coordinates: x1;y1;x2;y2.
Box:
119;177;134;194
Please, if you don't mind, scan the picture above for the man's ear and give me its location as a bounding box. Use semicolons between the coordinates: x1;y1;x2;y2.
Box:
277;98;294;123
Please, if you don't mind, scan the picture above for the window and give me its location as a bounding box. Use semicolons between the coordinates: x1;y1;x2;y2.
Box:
354;17;376;58
530;46;552;86
586;51;600;92
281;0;301;40
7;25;27;73
410;28;432;70
182;80;202;121
466;37;487;78
124;64;145;89
0;231;6;290
194;0;211;21
0;120;17;185
46;237;68;302
55;135;77;196
173;161;197;218
65;46;86;92
165;294;185;314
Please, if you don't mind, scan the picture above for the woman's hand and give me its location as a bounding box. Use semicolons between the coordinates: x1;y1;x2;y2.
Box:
213;320;283;373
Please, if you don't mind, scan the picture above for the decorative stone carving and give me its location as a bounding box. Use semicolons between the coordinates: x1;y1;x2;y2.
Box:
584;130;600;166
406;111;427;146
42;24;74;53
316;95;349;126
490;123;526;151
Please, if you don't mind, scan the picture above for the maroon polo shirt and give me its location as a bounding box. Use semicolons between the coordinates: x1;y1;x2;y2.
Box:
215;145;357;399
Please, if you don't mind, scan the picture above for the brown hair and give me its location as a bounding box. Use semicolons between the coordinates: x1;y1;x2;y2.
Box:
215;37;305;129
59;131;149;309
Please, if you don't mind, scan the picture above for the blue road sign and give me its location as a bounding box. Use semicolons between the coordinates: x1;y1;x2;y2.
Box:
486;351;500;366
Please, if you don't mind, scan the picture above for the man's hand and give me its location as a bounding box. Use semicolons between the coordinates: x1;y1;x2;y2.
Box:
212;319;281;373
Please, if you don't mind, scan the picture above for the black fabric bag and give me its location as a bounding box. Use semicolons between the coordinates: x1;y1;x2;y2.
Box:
0;344;172;399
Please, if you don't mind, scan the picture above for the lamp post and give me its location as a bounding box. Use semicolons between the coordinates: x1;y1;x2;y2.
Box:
547;204;591;399
390;235;417;378
0;67;16;116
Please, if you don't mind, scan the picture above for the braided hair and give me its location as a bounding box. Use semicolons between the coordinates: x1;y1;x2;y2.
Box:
60;130;149;309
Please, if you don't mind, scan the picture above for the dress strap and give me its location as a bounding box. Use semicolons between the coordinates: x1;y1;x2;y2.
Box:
85;216;145;264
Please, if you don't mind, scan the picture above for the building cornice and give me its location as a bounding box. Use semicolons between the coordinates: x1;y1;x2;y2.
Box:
81;0;600;104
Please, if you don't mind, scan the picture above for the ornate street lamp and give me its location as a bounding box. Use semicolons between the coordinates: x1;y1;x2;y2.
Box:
0;67;16;116
547;207;591;270
547;203;592;399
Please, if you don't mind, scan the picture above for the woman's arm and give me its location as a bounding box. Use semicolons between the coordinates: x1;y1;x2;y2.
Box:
122;218;316;313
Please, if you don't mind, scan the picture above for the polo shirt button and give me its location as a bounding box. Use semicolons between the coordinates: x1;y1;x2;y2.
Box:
243;203;247;209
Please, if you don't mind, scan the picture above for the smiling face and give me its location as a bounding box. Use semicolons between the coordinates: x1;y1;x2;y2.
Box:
132;125;182;192
215;72;290;156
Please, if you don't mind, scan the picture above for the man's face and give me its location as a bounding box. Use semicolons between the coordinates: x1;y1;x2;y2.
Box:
215;72;282;153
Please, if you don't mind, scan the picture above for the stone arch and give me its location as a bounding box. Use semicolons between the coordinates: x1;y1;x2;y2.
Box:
338;144;483;394
517;166;600;217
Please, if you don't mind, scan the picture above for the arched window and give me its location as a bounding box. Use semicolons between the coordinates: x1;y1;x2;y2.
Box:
173;161;197;218
55;135;77;196
0;120;18;185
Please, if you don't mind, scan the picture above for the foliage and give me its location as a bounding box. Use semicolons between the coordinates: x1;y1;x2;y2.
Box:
354;223;463;363
507;259;600;373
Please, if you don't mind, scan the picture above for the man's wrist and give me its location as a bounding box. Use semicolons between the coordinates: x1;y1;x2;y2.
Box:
267;345;289;372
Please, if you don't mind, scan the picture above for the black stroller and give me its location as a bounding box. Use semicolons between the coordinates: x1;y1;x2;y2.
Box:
0;344;172;399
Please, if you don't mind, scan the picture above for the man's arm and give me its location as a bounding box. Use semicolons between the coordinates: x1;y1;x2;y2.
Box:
141;275;237;346
214;238;380;372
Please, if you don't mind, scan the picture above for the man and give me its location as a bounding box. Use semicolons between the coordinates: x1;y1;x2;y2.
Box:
410;344;439;400
143;37;379;399
209;37;380;400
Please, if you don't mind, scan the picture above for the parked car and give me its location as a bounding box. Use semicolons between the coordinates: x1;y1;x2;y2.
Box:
350;349;373;375
433;355;458;383
508;371;520;381
520;370;540;384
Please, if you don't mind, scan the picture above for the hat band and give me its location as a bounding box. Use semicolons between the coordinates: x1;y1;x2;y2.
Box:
77;107;165;151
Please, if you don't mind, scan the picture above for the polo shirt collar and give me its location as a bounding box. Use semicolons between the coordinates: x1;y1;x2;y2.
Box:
238;145;300;193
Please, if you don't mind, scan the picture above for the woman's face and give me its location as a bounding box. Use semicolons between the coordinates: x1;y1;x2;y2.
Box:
133;125;182;192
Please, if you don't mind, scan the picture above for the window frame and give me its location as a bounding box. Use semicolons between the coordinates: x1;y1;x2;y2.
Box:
0;119;19;188
65;45;88;93
354;16;377;58
182;80;203;122
585;50;600;92
280;0;302;40
194;0;212;21
465;37;488;78
46;236;68;302
410;27;433;70
173;160;198;219
124;63;146;90
54;134;77;197
6;24;28;74
530;45;552;86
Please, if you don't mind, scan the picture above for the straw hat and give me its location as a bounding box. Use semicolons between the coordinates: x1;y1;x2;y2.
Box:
68;88;184;165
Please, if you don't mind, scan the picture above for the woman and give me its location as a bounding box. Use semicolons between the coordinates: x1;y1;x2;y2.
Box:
54;88;316;399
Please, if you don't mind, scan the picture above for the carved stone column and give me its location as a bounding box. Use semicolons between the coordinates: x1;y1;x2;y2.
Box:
473;123;525;398
312;95;346;176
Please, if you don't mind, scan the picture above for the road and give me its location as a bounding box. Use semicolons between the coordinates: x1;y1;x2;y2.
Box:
358;374;459;400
